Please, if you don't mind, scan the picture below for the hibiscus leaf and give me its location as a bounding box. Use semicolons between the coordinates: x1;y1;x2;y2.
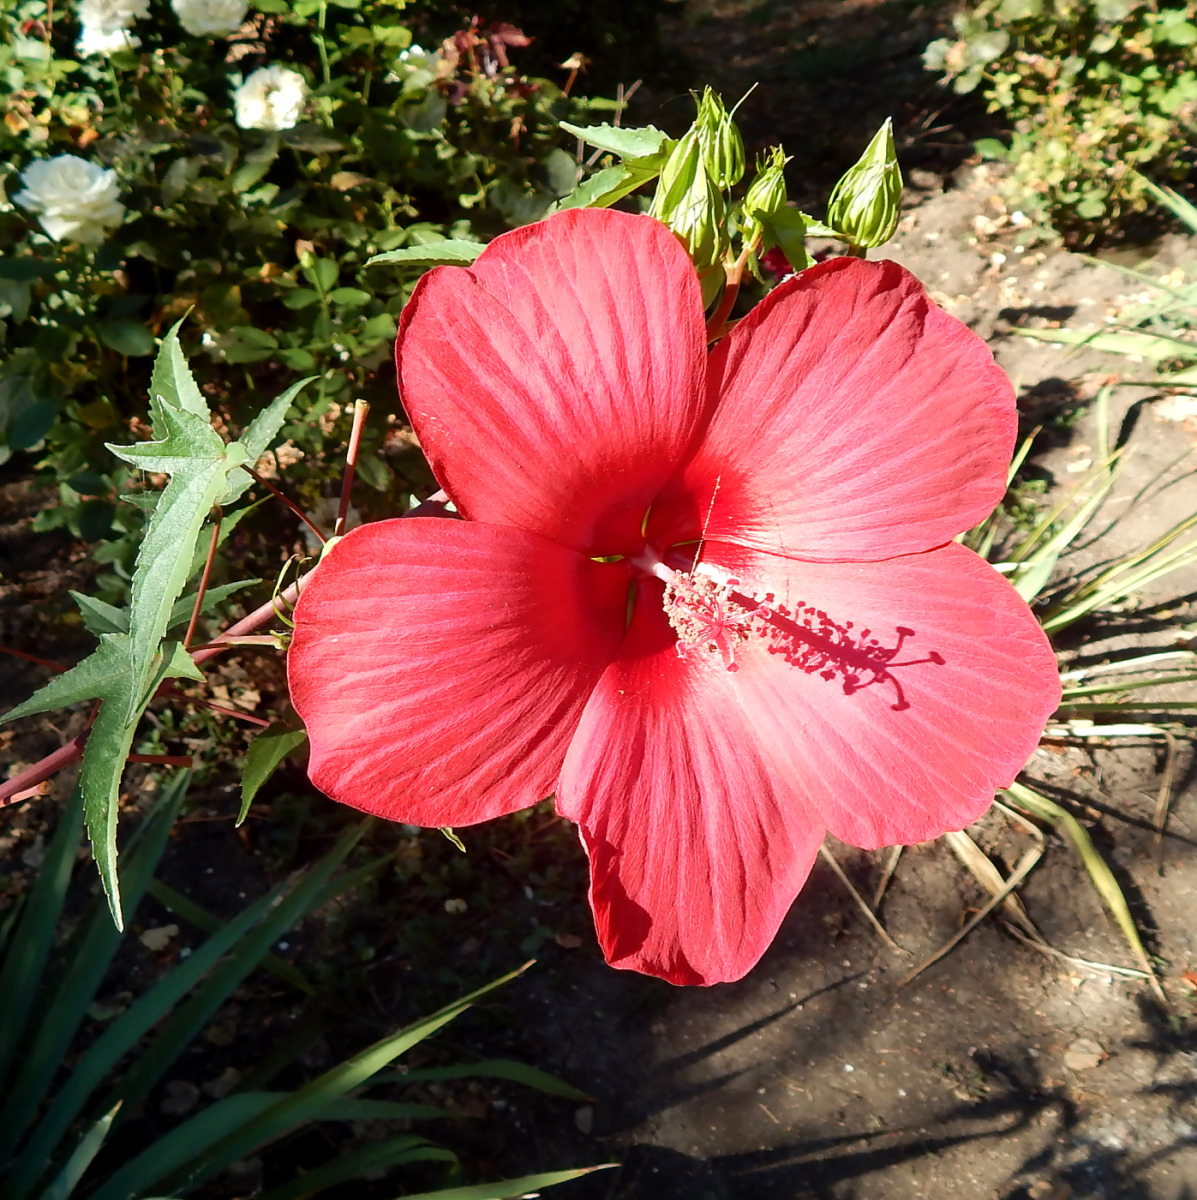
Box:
239;725;309;824
558;120;670;161
220;376;313;506
1;327;264;925
366;239;486;268
149;317;209;430
551;163;661;213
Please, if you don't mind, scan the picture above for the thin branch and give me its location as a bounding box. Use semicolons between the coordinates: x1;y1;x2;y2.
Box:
243;465;326;544
819;844;907;955
184;507;222;650
1;733;89;806
0;646;67;672
335;400;369;537
895;846;1042;992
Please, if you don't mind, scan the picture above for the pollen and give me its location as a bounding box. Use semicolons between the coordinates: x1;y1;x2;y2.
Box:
662;571;761;672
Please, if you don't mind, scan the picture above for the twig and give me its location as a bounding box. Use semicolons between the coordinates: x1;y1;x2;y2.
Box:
183;507;222;650
1;733;89;806
871;844;903;912
0;646;67;672
895;846;1042;992
335;400;369;537
243;465;326;545
819;844;907;955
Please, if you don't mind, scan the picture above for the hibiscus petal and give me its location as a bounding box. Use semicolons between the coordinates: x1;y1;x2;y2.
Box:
288;518;629;826
697;540;1060;848
557;589;824;985
650;257;1015;561
396;209;708;556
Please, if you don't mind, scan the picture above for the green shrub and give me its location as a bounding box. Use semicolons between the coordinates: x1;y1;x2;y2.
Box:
924;0;1197;242
0;0;620;572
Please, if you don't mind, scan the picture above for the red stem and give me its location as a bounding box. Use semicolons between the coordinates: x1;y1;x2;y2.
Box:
2;491;453;805
243;466;326;544
184;508;222;650
335;400;369;537
0;646;67;672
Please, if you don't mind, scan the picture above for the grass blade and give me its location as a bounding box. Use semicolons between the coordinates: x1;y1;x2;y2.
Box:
95;823;370;1127
377;1059;592;1101
0;773;187;1173
400;1165;617;1200
38;1104;121;1200
0;788;84;1096
151;964;534;1197
1002;781;1166;1005
251;1137;455;1200
147;880;315;995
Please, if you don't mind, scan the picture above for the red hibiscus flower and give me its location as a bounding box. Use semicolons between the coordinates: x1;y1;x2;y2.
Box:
287;208;1060;986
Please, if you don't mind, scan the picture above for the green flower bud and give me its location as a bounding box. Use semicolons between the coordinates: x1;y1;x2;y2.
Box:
648;127;728;272
742;146;789;233
826;118;903;250
695;87;745;189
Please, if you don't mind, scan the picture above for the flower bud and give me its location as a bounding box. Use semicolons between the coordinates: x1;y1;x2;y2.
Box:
648;127;728;272
695;88;745;189
742;146;788;235
825;118;903;250
739;147;810;274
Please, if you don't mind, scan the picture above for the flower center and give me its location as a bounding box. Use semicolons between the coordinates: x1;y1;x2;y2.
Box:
627;546;945;706
629;546;764;673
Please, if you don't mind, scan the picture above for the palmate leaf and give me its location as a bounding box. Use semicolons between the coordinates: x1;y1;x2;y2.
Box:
0;323;306;925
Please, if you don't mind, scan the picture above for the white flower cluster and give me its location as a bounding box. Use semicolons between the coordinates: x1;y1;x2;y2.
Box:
171;0;249;37
76;0;148;56
232;65;309;131
13;155;126;246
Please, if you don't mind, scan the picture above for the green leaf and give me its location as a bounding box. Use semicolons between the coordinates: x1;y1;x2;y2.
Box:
70;590;128;636
0;775;186;1177
367;239;485;268
40;1103;121;1200
239;725;308;823
307;258;339;292
252;1136;453;1200
149;318;209;428
377;1058;591;1101
221;376;312;505
401;1165;616;1200
281;287;321;309
551;163;659;213
147;964;533;1198
147;880;315;995
167;579;259;633
0;789;84;1098
559;121;670;161
98;320;156;358
1002;781;1164;999
328;287;372;307
2;327;257;921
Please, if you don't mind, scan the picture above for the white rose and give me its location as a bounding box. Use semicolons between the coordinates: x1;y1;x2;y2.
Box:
172;0;249;38
75;0;148;56
13;155;127;245
391;43;441;89
233;65;309;132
